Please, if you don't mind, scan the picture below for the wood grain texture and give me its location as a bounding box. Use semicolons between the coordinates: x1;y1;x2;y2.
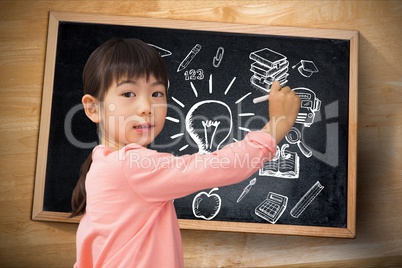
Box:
0;0;401;267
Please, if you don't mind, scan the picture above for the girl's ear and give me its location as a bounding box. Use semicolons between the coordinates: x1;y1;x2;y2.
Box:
82;94;100;123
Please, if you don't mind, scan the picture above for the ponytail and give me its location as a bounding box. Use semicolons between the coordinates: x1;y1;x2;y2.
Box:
69;153;92;218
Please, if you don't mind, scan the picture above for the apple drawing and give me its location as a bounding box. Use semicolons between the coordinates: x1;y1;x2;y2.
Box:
192;188;222;220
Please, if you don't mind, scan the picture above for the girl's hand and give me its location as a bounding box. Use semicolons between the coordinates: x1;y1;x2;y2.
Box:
261;81;301;144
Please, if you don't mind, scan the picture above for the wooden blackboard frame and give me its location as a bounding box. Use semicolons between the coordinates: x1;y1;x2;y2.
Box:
33;11;358;238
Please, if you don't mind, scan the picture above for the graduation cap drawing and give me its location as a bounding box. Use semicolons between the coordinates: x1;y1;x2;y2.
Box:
292;60;318;78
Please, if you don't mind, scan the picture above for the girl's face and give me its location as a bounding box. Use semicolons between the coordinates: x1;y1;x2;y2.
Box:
99;74;167;149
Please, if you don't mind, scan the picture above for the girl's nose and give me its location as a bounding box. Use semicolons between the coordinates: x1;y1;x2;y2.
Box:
137;98;152;115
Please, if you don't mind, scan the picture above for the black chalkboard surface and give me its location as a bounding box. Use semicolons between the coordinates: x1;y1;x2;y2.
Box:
33;12;358;238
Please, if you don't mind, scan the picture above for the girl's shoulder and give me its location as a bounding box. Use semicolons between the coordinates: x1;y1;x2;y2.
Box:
92;143;156;161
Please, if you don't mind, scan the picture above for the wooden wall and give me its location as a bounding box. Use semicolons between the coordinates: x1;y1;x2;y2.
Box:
0;1;401;267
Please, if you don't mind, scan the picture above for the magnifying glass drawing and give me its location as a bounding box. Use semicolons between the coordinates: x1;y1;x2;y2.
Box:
285;127;312;158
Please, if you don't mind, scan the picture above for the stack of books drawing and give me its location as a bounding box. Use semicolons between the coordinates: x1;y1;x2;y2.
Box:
249;48;289;92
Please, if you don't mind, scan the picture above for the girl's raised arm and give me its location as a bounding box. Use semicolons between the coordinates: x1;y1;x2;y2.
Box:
261;80;301;143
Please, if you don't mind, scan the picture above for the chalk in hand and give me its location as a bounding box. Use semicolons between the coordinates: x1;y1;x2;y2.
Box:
253;94;269;104
253;80;285;103
253;80;277;103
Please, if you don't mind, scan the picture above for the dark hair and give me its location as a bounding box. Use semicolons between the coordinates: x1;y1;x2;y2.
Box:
69;38;168;217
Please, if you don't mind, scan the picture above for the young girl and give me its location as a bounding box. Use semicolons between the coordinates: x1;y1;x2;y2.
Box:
70;38;300;267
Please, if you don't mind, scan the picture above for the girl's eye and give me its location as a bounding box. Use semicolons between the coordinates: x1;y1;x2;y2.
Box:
122;92;135;98
152;91;165;98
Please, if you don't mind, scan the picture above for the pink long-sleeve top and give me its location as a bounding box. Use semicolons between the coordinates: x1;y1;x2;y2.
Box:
74;131;276;268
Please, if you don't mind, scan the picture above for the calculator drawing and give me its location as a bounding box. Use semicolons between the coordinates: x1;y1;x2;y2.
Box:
255;192;288;224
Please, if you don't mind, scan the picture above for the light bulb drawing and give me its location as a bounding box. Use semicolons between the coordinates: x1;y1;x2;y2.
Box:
168;74;254;154
185;100;233;154
202;120;220;151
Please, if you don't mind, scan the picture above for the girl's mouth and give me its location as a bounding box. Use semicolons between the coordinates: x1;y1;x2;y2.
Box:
133;124;154;133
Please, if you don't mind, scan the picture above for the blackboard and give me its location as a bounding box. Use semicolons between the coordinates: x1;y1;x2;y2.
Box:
33;12;358;238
